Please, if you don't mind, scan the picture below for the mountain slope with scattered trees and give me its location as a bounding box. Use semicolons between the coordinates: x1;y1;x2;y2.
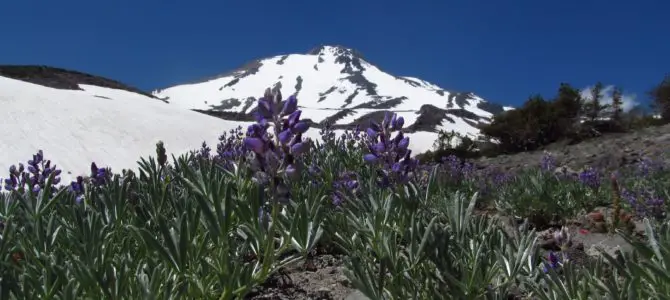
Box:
418;74;670;163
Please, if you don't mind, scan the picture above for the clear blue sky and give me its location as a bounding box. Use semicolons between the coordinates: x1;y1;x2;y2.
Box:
1;0;668;109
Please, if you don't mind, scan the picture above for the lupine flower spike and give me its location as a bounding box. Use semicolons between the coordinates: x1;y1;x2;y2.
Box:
363;112;417;187
4;150;62;195
553;226;571;251
243;88;312;205
543;251;562;273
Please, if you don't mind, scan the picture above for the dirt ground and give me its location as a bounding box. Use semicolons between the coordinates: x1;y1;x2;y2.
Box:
245;251;356;300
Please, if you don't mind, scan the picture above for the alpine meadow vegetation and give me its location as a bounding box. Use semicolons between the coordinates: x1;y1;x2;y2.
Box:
1;87;670;299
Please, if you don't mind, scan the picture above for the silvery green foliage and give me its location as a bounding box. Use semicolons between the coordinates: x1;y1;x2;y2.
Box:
333;167;541;299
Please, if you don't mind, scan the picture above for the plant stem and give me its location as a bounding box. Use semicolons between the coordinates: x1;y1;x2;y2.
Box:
378;259;386;297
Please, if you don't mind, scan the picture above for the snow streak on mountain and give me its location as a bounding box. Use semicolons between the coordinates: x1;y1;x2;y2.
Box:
153;45;513;148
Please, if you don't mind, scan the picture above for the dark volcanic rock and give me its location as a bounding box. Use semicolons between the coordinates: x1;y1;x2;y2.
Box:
191;109;255;122
307;45;366;60
0;65;162;101
210;98;242;110
448;92;473;108
353;96;406;109
406;104;454;133
399;77;422;87
294;76;303;96
320;109;356;125
277;55;289;65
477;101;505;115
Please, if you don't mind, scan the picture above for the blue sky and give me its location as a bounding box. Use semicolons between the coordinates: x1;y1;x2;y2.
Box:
1;0;668;109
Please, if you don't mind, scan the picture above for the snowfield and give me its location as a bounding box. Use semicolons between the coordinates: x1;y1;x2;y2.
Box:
0;75;439;184
0;76;247;183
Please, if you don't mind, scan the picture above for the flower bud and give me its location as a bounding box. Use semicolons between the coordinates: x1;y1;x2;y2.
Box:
281;95;298;116
244;137;267;154
290;142;310;156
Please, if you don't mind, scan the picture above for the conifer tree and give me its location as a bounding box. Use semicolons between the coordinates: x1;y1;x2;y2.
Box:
650;75;670;121
586;82;604;122
611;86;623;122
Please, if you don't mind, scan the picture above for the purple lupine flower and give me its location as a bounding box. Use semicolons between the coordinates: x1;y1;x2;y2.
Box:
69;176;85;204
636;157;665;177
307;161;323;187
156;141;168;167
319;121;337;146
542;251;562;273
4;150;62;196
213;126;247;170
331;171;359;206
363;112;418;187
578;167;600;189
439;155;477;185
461;161;475;178
540;153;555;172
553;226;571;251
621;187;666;220
474;168;515;197
197;141;211;159
334;125;366;152
89;163;111;186
645;193;666;220
243;88;312;206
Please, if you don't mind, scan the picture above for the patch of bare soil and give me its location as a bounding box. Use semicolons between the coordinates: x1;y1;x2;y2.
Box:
246;253;355;300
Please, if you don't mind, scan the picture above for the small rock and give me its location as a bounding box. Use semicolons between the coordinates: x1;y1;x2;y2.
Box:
587;211;604;222
591;221;608;233
336;273;349;282
345;291;371;300
314;287;331;299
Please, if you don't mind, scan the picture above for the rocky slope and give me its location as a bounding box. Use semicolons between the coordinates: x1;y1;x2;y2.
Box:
0;65;165;102
474;123;670;175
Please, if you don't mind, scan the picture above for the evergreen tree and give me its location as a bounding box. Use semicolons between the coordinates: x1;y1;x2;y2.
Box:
649;74;670;121
611;86;624;122
552;83;583;134
586;82;604;121
554;83;582;120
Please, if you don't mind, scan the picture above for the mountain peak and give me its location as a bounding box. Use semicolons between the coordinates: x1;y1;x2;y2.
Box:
306;45;365;59
153;47;512;154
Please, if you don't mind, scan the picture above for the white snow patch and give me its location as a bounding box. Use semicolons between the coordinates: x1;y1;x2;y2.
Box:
0;77;243;183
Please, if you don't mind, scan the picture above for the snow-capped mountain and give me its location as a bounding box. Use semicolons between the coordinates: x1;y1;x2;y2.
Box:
153;45;513;148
